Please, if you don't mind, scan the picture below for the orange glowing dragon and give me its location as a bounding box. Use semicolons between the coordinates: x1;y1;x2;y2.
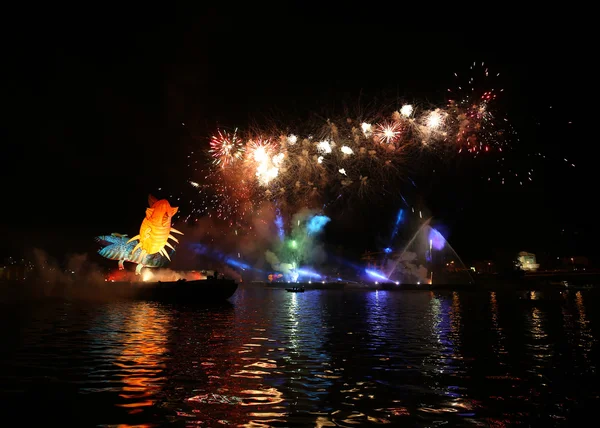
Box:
127;195;183;275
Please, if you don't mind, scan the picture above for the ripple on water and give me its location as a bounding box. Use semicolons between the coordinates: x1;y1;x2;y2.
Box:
1;288;599;425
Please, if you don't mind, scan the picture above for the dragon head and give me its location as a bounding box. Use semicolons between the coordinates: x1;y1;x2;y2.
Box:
146;195;178;227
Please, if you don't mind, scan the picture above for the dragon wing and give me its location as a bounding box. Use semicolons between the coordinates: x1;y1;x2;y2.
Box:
96;234;130;246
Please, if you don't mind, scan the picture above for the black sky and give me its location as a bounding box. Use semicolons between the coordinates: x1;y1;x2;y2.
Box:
2;8;594;263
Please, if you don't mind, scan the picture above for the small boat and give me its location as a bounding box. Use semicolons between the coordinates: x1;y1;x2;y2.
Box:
285;287;305;293
111;278;238;302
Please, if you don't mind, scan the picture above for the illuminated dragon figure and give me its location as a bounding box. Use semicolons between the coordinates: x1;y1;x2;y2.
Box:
127;195;183;274
95;233;173;270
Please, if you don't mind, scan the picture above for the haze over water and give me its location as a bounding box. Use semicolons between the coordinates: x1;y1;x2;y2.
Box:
1;286;598;426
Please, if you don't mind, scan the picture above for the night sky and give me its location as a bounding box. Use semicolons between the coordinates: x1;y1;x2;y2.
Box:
2;9;593;265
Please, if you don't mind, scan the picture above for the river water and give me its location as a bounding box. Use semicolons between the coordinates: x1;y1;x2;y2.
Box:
0;286;598;426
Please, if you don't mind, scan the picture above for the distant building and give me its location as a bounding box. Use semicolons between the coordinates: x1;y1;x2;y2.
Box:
518;251;539;271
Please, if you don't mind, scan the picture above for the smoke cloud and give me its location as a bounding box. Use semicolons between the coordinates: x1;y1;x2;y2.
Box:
156;202;332;282
386;251;429;283
264;208;330;279
163;202;282;281
5;201;337;301
0;248;114;302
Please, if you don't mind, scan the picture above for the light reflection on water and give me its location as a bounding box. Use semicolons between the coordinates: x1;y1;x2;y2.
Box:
113;304;170;411
1;288;599;426
490;291;507;359
575;291;594;367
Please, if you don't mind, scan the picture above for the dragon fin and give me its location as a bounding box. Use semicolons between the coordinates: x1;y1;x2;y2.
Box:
160;248;171;261
131;242;142;255
168;234;179;243
170;227;184;235
126;235;140;244
165;241;175;251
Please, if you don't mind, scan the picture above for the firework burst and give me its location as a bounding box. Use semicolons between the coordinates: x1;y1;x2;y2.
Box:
209;129;245;168
375;121;402;144
245;137;283;186
182;62;572;227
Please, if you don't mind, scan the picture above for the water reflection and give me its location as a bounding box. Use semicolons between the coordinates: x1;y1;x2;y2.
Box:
526;304;551;364
490;292;506;359
365;290;391;344
277;290;335;424
114;303;170;412
163;302;256;425
288;291;300;351
3;288;600;426
315;289;402;425
164;288;296;426
423;292;470;419
575;291;595;370
84;301;172;423
427;293;461;374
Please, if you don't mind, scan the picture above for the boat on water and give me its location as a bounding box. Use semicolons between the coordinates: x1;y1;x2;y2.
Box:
285;287;305;293
108;277;238;302
100;268;238;302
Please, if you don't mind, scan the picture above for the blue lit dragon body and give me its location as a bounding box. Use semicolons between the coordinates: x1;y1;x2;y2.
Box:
95;233;173;270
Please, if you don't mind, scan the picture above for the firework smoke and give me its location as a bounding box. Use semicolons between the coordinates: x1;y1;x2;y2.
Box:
264;208;330;281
